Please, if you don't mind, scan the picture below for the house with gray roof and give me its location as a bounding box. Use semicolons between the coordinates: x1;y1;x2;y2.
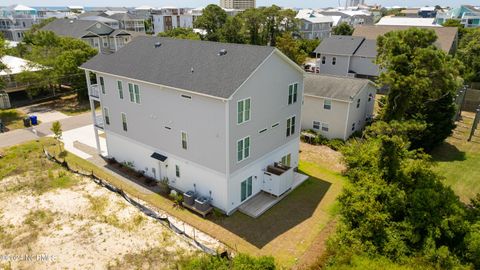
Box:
314;35;379;79
41;19;145;54
80;36;307;217
302;74;376;140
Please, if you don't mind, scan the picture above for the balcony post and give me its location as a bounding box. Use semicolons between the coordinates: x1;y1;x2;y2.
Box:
90;99;102;155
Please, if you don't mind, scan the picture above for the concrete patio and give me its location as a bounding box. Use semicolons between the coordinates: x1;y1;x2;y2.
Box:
238;172;309;218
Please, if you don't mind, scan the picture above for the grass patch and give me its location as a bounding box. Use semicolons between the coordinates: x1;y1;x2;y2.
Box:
431;112;480;202
86;194;109;215
0;109;27;131
23;209;56;229
42;137;345;268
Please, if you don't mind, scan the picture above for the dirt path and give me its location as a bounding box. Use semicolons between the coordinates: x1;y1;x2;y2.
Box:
300;142;345;173
293;219;338;270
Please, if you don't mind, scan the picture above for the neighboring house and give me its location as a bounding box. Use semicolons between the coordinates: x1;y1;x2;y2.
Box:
353;25;459;54
418;6;437;18
399;8;420;17
220;0;255;9
152;7;197;34
302;74;376;140
314;35;379;79
0;55;45;109
80;36;305;215
318;8;374;26
41;19;145;54
376;16;441;27
295;9;335;40
108;13;146;33
0;5;39;41
436;5;480;28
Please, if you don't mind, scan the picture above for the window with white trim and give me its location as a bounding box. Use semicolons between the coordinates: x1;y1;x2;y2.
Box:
175;165;180;177
237;98;251;124
103;107;110;125
134;84;140;104
322;123;329;132
237;136;250;162
117;80;123;99
313;121;320;130
286;116;296;137
99;76;105;94
128;83;134;102
324;99;332;110
241;176;252;202
288;83;298;105
281;153;291;167
121;113;127;131
181;132;188;150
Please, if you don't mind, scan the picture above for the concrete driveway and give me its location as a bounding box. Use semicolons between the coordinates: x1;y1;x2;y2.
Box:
0;112;93;148
59;125;108;159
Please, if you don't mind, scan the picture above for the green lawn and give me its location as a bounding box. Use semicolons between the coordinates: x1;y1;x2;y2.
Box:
431;113;480;202
0;109;27;131
35;138;345;269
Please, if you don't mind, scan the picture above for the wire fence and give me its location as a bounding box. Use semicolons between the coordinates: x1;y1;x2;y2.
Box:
43;148;229;258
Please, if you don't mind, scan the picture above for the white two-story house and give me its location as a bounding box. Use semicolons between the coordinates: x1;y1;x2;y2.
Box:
81;37;305;215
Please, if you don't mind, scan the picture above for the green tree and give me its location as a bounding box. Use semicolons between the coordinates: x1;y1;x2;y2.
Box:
298;38;320;56
0;36;7;89
20;31;97;101
193;4;227;41
456;29;480;83
51;121;63;151
241;8;265;45
376;28;462;151
221;16;245;44
276;32;306;65
158;27;201;40
332;22;354;36
327;121;475;268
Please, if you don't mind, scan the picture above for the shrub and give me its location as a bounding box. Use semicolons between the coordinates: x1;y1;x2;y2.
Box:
180;253;275;270
326;139;345;151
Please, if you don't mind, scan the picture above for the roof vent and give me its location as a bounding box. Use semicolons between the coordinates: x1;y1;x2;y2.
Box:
154;42;162;48
218;49;227;56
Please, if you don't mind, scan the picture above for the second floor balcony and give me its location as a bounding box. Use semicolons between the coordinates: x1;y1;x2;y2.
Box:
89;84;100;98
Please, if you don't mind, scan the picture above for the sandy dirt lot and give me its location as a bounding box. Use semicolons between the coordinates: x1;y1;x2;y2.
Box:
0;173;200;270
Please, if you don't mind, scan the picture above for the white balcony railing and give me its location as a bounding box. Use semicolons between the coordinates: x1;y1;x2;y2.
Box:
94;115;104;129
89;84;100;98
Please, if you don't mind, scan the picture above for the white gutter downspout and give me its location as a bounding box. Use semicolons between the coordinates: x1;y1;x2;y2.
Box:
343;101;351;141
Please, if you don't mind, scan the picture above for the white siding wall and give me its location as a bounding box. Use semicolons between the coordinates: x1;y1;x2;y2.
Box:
318;54;350;76
96;73;227;174
106;131;229;212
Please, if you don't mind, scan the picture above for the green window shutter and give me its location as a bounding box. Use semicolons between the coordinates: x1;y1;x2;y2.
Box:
237;100;244;124
244;99;250;121
100;77;105;94
118;81;123;99
293;84;298;103
128;83;134;102
134;85;140;104
291;116;295;135
244;137;250;158
237;140;243;161
288;85;293;104
241;180;246;201
286;118;291;136
247;177;252;197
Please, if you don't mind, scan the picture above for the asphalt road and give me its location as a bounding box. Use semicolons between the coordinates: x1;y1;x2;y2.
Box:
0;112;92;149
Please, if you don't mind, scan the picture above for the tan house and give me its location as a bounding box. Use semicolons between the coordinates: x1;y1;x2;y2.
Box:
301;74;376;140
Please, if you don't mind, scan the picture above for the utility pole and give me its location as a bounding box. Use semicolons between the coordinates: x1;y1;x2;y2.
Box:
468;107;480;142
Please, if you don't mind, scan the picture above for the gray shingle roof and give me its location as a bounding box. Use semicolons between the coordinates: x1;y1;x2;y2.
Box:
314;35;365;55
304;74;373;101
109;13;143;21
81;36;276;99
41;19;100;38
353;39;377;58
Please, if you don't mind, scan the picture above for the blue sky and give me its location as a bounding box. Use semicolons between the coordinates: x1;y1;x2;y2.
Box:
0;0;478;9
